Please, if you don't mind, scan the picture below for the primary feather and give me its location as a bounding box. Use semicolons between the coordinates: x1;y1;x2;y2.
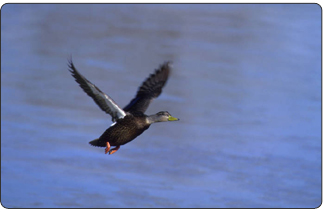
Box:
68;60;126;122
123;62;171;113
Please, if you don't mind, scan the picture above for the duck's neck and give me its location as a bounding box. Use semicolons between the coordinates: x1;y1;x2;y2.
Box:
146;114;163;124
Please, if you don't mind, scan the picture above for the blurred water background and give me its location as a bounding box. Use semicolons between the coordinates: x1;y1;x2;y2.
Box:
1;4;321;208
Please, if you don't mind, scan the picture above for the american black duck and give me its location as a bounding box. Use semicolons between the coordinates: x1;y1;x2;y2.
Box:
68;60;179;155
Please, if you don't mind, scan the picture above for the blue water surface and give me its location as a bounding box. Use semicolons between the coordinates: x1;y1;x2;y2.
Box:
1;4;321;208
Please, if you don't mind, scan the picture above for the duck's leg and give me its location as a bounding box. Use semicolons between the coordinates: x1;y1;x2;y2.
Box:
105;142;111;154
109;145;120;155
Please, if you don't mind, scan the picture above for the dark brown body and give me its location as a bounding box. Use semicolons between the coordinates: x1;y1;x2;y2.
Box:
89;112;150;147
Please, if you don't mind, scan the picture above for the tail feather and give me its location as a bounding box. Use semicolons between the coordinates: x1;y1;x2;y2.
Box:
89;138;106;147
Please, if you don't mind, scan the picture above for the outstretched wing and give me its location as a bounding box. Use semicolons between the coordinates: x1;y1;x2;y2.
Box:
68;59;126;121
123;62;171;114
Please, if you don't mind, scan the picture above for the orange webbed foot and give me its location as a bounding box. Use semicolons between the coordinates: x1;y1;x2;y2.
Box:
105;142;111;154
109;145;120;155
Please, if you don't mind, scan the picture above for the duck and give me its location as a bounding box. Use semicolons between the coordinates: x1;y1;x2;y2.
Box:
68;60;179;155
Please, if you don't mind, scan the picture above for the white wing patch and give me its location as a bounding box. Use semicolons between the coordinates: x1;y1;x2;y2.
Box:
88;82;126;120
110;122;117;127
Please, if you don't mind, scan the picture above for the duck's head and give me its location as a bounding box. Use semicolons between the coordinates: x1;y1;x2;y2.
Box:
157;111;179;122
147;111;179;124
